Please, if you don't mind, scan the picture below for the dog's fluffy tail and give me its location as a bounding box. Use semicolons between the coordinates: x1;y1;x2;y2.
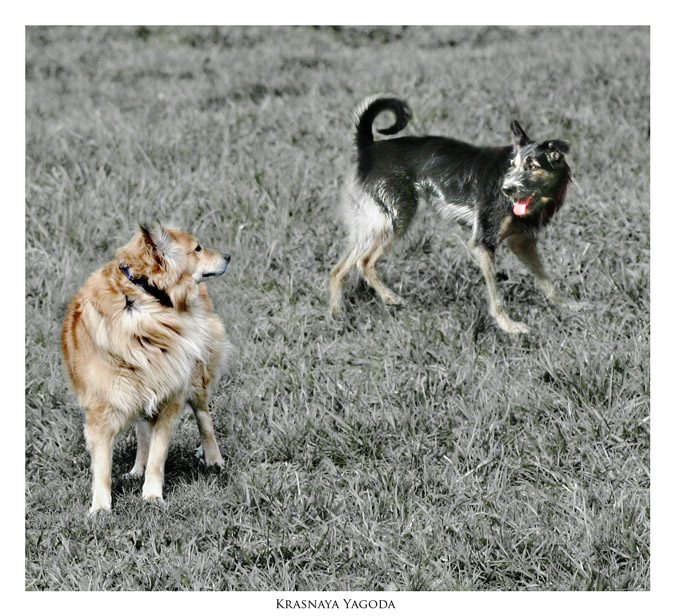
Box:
354;97;412;152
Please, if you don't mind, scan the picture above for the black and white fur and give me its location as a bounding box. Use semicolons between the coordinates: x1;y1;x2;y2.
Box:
329;97;576;334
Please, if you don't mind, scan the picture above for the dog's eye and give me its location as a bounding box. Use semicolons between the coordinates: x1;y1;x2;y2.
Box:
527;160;539;170
195;245;202;253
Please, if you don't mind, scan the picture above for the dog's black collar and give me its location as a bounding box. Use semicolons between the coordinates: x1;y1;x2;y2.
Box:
119;264;173;308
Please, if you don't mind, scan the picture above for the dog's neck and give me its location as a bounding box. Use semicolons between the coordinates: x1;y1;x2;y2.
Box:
539;166;572;228
119;264;174;308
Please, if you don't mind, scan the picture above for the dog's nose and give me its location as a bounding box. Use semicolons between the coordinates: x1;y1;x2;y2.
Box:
223;253;231;262
502;184;516;197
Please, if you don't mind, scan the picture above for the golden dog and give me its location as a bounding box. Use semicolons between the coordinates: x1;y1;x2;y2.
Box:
61;224;230;514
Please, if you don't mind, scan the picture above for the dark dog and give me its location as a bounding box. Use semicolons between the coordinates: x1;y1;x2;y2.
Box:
329;97;577;334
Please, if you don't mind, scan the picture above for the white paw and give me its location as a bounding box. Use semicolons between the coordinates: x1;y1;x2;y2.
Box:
142;480;164;502
382;292;403;306
547;292;589;312
125;465;145;479
88;500;111;515
205;454;225;468
329;301;343;318
506;321;530;335
196;444;225;468
496;314;531;335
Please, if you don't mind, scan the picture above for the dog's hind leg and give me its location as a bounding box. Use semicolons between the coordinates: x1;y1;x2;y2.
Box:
187;363;224;468
507;233;583;311
471;240;530;334
126;418;151;478
357;230;403;307
330;243;360;316
142;393;183;502
331;176;404;314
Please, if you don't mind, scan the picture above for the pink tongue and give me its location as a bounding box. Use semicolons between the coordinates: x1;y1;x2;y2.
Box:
513;198;530;216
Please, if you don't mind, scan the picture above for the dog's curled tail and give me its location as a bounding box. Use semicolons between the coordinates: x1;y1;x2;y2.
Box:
354;97;412;152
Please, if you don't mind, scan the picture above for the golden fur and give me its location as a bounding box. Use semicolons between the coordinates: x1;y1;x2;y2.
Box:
61;224;230;514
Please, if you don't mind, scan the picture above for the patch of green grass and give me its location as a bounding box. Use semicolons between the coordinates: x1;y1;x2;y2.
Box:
25;26;649;591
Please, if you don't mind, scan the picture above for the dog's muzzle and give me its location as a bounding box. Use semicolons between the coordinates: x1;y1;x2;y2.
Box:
501;182;520;198
200;253;231;280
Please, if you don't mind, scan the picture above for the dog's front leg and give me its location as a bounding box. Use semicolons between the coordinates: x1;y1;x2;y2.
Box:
471;240;530;334
507;234;584;311
142;393;183;503
84;410;115;514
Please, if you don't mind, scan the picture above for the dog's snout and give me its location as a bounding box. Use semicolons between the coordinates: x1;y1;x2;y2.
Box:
502;183;516;197
218;253;230;275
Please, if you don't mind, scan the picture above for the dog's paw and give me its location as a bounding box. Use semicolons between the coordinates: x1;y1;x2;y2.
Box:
196;443;225;469
142;493;165;505
88;501;111;516
205;457;225;470
204;448;225;467
124;466;145;480
382;292;404;307
507;321;531;335
142;479;164;502
547;292;589;313
492;307;530;334
497;316;531;335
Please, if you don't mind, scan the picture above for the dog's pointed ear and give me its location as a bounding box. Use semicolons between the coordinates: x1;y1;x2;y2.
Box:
546;140;570;156
139;222;171;261
510;120;530;148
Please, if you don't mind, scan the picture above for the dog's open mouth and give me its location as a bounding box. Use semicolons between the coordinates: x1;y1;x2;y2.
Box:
512;194;535;216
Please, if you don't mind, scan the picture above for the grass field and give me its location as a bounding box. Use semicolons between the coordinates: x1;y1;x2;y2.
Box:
25;26;649;591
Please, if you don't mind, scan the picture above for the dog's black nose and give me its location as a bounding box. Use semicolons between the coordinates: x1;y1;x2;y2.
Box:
223;253;231;262
502;184;516;197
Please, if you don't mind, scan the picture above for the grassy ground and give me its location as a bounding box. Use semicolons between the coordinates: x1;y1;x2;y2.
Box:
25;26;649;591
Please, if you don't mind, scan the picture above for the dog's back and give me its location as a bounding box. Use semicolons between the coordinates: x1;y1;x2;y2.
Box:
353;99;513;209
